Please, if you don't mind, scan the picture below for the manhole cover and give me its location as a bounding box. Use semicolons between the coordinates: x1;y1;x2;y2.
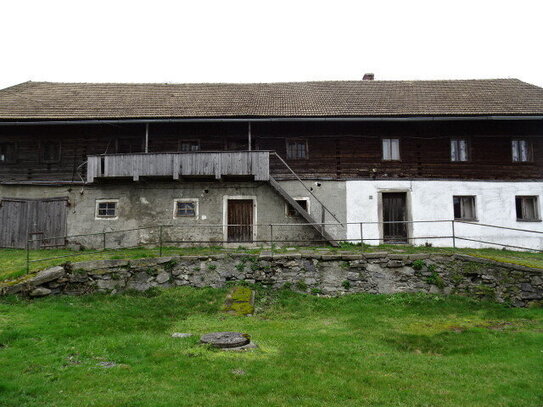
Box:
200;332;251;348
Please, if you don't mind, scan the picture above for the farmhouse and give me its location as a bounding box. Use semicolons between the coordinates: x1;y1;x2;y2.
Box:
0;78;542;250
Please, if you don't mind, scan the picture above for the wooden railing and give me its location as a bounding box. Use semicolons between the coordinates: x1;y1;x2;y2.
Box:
87;151;270;183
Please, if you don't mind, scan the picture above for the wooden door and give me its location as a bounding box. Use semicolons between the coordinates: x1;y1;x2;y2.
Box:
0;197;67;248
227;199;254;242
382;193;408;243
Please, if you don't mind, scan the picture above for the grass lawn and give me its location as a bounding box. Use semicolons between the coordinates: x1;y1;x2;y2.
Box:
0;244;542;282
0;288;542;406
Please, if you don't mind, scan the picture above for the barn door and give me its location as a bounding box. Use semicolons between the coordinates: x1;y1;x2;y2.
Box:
0;197;68;248
227;199;254;242
382;193;408;243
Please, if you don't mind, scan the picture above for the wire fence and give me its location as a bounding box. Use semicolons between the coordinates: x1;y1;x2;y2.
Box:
20;219;543;274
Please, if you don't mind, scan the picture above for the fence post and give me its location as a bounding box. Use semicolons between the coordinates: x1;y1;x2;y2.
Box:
159;226;163;256
270;224;274;258
451;220;456;248
25;236;30;275
359;222;364;253
102;232;106;251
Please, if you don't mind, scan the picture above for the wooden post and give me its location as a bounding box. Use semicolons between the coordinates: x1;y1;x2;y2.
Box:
248;122;252;151
103;232;106;250
145;123;149;153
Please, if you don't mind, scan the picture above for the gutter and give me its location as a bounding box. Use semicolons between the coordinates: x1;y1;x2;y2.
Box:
0;115;542;126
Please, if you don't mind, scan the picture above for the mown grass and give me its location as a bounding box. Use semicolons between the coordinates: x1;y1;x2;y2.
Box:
0;244;542;281
0;288;542;406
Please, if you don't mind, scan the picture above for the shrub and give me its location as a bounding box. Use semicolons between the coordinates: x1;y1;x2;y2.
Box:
412;260;425;270
342;280;351;290
295;280;308;291
426;272;445;289
311;288;323;295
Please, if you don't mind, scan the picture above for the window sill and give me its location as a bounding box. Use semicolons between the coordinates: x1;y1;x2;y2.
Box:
454;218;478;222
516;219;542;222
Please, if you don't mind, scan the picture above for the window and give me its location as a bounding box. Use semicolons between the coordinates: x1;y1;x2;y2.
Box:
42;142;61;163
451;138;469;161
512;139;531;162
180;140;200;152
286;198;310;217
0;143;16;163
286;139;308;159
96;200;118;219
516;196;539;221
453;196;477;221
174;199;198;218
382;138;400;160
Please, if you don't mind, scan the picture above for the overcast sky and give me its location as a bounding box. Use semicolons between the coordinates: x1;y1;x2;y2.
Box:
1;0;542;90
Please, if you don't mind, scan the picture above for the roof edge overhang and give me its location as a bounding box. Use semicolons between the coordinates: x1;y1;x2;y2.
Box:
0;115;543;126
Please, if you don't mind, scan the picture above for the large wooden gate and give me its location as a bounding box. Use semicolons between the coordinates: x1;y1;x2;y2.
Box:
0;197;68;248
227;199;254;243
382;192;408;243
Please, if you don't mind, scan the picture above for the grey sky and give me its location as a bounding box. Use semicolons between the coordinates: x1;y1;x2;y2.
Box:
1;0;541;90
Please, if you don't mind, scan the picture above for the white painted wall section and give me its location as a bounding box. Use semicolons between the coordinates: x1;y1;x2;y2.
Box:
346;180;543;250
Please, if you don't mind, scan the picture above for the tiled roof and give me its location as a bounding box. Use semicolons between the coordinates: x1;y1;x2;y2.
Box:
0;79;542;120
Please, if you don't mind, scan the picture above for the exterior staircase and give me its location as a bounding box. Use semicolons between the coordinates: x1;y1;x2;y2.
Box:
268;176;339;247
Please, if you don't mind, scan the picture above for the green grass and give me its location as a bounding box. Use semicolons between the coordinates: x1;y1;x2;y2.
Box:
0;288;542;406
0;244;542;282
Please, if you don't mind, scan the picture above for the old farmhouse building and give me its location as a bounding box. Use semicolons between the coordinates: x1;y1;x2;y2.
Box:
0;78;542;250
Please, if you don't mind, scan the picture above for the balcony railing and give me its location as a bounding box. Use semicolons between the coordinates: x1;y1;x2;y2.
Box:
86;151;270;183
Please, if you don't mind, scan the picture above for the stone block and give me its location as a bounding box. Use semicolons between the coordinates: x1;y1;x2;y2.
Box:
74;259;128;271
29;266;65;286
29;287;52;297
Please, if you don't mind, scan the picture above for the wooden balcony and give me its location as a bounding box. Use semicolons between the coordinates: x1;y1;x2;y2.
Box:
86;151;270;183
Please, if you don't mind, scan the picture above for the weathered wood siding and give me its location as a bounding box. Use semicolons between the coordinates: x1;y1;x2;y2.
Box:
0;197;68;248
87;151;270;182
0;120;541;183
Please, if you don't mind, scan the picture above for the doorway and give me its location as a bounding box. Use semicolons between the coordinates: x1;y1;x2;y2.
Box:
226;198;255;243
382;192;408;243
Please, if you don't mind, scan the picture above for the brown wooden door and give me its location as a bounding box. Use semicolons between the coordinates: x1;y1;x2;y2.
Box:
382;193;408;243
227;199;254;242
0;197;67;248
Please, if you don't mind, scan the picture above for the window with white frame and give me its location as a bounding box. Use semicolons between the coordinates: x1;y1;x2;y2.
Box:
286;198;310;217
174;199;198;218
451;138;469;161
96;200;118;219
515;196;539;221
382;138;400;160
286;139;308;159
453;196;477;221
512;139;531;162
180;140;200;152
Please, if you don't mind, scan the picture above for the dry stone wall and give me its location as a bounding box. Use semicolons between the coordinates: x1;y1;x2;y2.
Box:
2;252;542;307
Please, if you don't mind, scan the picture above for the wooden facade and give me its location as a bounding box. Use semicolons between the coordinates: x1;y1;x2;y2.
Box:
0;120;541;183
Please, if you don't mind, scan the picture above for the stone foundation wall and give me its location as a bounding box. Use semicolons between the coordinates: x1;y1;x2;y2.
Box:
2;252;542;307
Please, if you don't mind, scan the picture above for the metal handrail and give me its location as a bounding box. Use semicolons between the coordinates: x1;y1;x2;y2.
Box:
269;152;342;224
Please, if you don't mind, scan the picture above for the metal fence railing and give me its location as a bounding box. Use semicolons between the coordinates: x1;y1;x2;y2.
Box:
19;219;543;274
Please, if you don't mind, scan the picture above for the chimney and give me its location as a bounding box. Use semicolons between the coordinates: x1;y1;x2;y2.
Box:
363;73;374;81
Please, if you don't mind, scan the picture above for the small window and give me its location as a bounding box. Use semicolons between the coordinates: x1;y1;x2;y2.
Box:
451;138;469;161
286;139;308;159
174;199;198;218
453;196;477;221
382;138;400;160
180;140;200;152
512;139;531;162
286;198;309;217
96;200;118;219
515;196;539;221
42;142;61;163
0;143;17;163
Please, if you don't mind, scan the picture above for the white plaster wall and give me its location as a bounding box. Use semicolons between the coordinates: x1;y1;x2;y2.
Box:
346;180;543;250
